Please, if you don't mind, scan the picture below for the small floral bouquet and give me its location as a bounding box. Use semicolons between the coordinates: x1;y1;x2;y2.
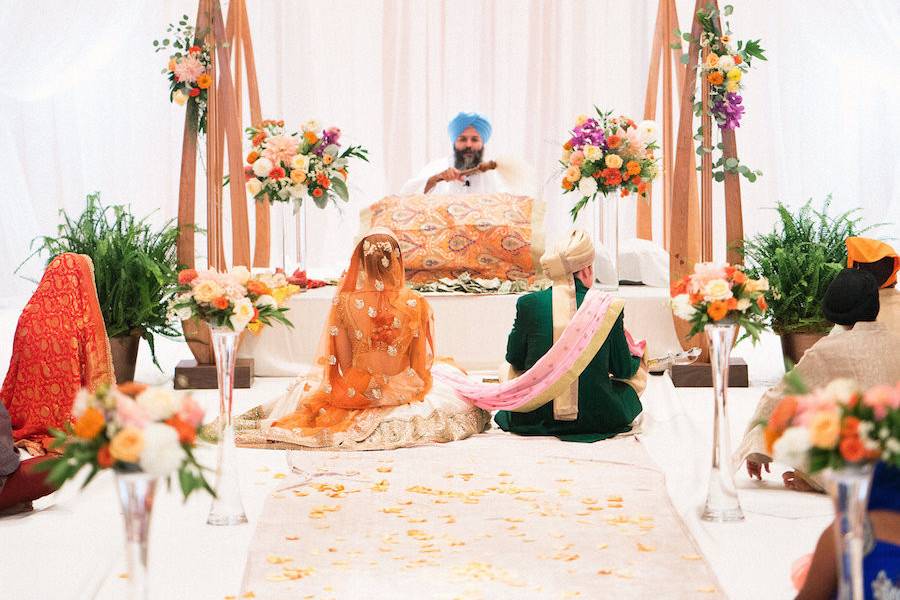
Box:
154;16;212;133
673;4;765;182
243;119;368;209
670;262;769;342
41;383;213;498
169;266;296;334
561;109;660;220
765;379;900;473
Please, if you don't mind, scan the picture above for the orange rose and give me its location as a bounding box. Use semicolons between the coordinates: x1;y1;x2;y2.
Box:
726;297;738;310
707;71;725;85
74;407;105;439
607;135;622;149
756;295;768;311
109;427;144;463
765;396;798;452
620;188;630;197
303;131;319;145
731;271;747;285
252;131;267;146
563;141;573;151
117;381;148;398
733;55;743;65
97;444;114;468
316;172;331;188
246;151;259;164
165;416;196;444
196;73;212;89
839;436;865;463
707;300;728;321
178;268;198;285
312;187;324;198
841;416;860;438
212;296;229;310
246;280;272;297
562;179;574;190
626;161;641;176
637;182;648;195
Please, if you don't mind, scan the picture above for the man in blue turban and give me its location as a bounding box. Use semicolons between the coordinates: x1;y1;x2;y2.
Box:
401;111;509;195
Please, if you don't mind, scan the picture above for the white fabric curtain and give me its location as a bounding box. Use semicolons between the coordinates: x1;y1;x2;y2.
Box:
2;0;898;295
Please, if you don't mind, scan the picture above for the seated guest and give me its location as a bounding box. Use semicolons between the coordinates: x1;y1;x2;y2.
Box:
796;462;900;599
1;253;114;455
734;269;900;491
847;236;900;332
494;230;643;442
400;112;510;195
0;402;56;515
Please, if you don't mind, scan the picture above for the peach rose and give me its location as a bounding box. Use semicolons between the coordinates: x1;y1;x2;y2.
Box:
808;410;841;449
110;427;145;464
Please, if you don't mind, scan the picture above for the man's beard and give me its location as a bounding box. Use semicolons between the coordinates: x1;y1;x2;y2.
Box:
454;147;483;170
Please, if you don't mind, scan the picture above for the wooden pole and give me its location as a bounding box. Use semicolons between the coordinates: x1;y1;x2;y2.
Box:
637;0;665;242
700;46;714;262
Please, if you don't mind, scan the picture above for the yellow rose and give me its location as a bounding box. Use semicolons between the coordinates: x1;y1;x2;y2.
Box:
172;90;188;106
705;53;720;68
808;410;840;449
290;169;307;184
575;114;589;126
727;68;742;81
583;145;602;162
110;427;145;463
726;80;740;93
192;279;224;303
604;154;623;169
564;165;581;182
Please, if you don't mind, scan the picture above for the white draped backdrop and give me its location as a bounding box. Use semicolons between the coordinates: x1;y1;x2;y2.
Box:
1;0;898;294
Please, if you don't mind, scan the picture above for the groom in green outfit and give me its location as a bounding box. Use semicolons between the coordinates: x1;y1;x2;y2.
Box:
494;230;643;442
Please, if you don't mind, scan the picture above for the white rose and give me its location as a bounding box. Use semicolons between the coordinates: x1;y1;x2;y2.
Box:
230;297;255;331
583;145;603;162
772;426;811;471
270;273;288;288
139;423;185;477
717;55;735;71
291;154;310;172
671;294;696;320
72;389;91;417
822;378;858;405
136;388;178;420
252;157;273;177
302;119;320;133
191;279;224;303
702;278;733;302
245;178;263;198
230;265;251;285
255;294;278;309
637;120;659;144
577;176;598;198
736;298;751;311
175;305;194;321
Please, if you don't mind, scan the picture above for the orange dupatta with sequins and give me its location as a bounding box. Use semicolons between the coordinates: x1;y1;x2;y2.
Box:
1;253;114;448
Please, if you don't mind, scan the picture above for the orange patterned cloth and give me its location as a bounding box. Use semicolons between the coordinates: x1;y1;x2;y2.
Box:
361;193;545;283
1;253;114;447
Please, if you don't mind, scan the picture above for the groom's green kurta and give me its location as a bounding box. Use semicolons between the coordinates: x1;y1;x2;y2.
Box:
494;279;642;442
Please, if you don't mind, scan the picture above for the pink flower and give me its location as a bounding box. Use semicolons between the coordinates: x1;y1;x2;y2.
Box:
261;134;299;167
173;55;205;84
793;391;838;427
689;262;727;293
176;396;205;428
116;395;151;429
862;385;900;420
570;151;585;167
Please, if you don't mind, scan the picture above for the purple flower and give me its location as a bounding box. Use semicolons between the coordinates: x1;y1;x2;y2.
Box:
569;118;607;150
314;127;342;155
713;93;745;130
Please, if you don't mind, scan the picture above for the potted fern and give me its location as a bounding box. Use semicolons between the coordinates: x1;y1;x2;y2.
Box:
742;196;875;365
23;192;181;380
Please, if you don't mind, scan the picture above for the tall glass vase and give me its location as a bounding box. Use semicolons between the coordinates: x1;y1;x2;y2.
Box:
591;195;619;289
116;472;158;600
206;327;247;526
272;200;308;275
701;323;745;522
827;465;874;600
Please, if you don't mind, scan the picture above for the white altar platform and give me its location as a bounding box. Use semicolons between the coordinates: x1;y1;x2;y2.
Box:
239;285;684;376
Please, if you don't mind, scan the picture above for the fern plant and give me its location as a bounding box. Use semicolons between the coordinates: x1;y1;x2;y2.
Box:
22;192;182;368
741;196;876;334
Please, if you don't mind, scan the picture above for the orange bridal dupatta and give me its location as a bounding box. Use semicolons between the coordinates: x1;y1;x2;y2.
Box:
1;253;114;449
272;228;435;435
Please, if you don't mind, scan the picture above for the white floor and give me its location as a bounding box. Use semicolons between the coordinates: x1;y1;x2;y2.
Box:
0;295;831;600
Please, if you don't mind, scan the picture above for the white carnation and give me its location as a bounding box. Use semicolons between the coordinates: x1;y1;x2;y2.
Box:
139;423;185;477
637;120;659;144
822;378;858;405
252;157;273;177
577;176;598;198
717;55;735;70
255;294;278;309
136;388;178;420
671;294;696;320
583;145;602;162
230;297;255;332
772;426;811;470
301;119;320;133
230;266;251;285
245;178;262;198
736;298;751;311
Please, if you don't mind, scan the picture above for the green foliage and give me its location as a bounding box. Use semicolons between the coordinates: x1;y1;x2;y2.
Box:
741;196;878;334
22;192;183;368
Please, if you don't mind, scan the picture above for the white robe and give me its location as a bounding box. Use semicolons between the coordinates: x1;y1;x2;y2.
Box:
400;156;510;195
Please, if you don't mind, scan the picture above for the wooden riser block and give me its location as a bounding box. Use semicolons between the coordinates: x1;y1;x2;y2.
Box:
670;358;748;388
174;359;254;389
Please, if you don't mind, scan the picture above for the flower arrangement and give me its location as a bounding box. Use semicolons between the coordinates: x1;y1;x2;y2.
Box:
765;379;900;473
154;16;212;133
169;266;296;334
41;383;213;499
243;119;368;209
673;4;765;182
560;108;660;220
670;261;769;342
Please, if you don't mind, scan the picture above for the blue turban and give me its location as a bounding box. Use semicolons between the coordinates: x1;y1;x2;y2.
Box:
448;112;492;144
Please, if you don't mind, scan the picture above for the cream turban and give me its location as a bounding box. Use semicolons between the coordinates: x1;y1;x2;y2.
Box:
540;230;595;420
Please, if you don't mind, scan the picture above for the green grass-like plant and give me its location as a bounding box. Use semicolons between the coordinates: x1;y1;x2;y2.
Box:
22;192;182;367
741;196;877;335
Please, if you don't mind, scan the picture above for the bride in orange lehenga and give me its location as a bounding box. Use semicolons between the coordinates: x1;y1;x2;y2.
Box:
236;228;490;450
